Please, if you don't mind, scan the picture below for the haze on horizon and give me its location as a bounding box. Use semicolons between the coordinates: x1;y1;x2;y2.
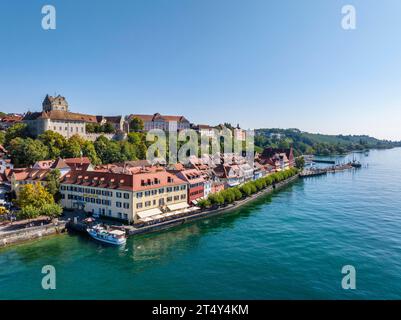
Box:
1;0;401;141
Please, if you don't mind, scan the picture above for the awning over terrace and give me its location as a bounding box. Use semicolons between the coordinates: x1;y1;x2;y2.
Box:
136;208;163;219
167;202;189;211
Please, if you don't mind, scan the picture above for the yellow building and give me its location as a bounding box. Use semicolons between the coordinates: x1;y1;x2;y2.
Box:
60;168;188;224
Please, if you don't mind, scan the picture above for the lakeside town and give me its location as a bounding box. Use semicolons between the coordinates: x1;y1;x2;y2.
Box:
0;94;302;246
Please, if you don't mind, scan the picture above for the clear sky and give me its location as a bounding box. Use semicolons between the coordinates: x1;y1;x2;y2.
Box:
1;0;401;140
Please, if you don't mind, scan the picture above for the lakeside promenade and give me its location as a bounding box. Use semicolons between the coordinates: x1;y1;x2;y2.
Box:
0;174;299;248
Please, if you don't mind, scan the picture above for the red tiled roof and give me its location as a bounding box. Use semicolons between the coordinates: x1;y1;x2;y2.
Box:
23;110;98;123
62;169;187;191
129;113;189;123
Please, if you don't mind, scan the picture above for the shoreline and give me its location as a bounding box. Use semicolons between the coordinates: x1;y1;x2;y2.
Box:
1;174;300;248
0;222;67;249
124;174;300;236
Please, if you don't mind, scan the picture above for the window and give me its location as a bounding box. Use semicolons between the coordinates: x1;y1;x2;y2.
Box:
124;193;129;199
116;192;122;198
180;194;186;199
159;188;164;194
145;191;150;197
166;187;173;192
136;203;142;209
123;203;129;209
116;202;122;208
167;197;172;202
145;201;151;207
136;192;143;198
174;195;179;201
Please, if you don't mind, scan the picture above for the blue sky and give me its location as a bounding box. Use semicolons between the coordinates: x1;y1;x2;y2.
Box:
1;0;401;140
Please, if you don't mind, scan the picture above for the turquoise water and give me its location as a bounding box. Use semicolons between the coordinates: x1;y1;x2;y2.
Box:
1;148;401;299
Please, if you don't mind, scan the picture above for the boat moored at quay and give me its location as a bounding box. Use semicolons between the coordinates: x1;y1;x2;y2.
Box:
87;224;127;245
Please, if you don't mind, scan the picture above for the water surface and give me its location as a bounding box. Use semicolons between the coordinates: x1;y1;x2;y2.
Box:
1;148;401;299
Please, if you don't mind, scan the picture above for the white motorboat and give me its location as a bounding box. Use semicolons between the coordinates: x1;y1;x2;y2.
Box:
87;224;127;245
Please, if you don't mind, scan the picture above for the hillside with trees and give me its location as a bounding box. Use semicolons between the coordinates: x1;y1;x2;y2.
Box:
255;128;401;156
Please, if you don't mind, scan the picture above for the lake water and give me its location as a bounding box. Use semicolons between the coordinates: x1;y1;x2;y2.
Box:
1;148;401;299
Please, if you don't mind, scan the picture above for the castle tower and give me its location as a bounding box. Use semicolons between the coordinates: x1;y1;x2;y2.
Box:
42;94;69;112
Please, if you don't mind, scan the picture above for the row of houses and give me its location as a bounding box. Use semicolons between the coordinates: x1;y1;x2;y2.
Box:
1;94;248;141
0;147;294;225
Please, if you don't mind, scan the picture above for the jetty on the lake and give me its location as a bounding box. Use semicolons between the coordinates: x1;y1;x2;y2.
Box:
300;162;358;178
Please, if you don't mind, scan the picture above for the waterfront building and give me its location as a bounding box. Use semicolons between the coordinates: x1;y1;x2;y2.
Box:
239;163;254;182
60;168;188;223
174;169;205;205
10;158;72;194
253;162;266;180
211;181;225;194
127;113;191;131
260;147;295;169
11;168;52;194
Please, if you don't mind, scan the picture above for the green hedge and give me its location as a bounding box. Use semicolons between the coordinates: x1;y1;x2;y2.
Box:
198;168;299;209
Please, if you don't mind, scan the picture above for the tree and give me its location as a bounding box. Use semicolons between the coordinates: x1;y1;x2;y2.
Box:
38;130;66;159
130;117;144;132
85;123;97;133
240;184;252;197
197;199;211;209
9;138;49;168
82;141;101;165
17;205;41;220
295;157;305;169
16;183;62;220
46;169;61;200
208;193;225;206
40;203;63;219
16;183;54;209
61;135;83;158
127;132;141;145
4;123;30;147
232;188;243;200
102;122;115;133
120;141;137;161
0;131;5;146
221;189;236;204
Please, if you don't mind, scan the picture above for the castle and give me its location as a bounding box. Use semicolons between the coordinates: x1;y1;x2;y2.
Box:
23;95;125;139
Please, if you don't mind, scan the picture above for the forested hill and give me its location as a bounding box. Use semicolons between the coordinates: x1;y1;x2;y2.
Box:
255;128;401;156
